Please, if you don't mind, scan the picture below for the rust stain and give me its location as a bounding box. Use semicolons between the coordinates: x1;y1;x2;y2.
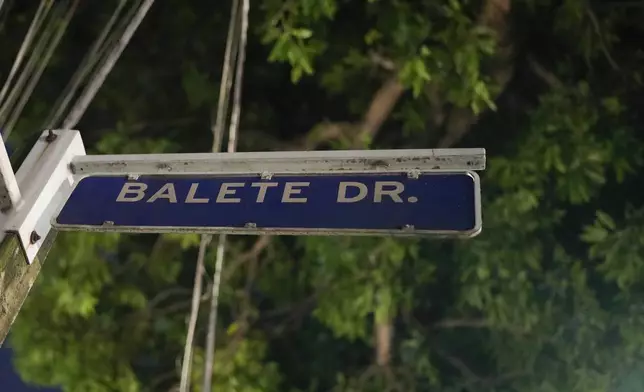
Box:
366;159;389;168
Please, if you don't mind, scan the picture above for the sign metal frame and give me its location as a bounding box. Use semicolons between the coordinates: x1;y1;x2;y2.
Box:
0;130;487;264
68;148;486;176
52;169;483;238
54;148;485;238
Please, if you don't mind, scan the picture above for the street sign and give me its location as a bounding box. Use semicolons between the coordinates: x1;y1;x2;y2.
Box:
0;131;486;352
53;171;481;237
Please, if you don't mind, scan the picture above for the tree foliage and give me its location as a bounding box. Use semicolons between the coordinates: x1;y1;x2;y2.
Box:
3;0;644;391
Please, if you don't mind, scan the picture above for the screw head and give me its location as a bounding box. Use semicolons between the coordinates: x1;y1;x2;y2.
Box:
30;231;41;244
45;130;57;143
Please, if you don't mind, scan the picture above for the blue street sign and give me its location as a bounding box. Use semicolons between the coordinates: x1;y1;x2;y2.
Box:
54;172;481;237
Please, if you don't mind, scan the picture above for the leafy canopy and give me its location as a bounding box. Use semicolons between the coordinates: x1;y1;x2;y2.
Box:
3;0;644;391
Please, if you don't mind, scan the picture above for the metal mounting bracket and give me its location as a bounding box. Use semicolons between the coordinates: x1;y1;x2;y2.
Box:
0;130;85;264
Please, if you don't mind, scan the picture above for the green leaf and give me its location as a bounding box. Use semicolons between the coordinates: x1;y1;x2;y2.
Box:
292;28;313;39
181;64;212;109
602;96;622;114
291;66;304;83
364;29;382;45
581;225;608;243
596;211;616;230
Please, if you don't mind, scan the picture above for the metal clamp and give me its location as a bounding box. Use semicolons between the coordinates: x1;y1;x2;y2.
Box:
0;130;86;264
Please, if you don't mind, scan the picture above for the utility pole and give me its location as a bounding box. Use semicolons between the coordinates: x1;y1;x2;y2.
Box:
0;129;85;344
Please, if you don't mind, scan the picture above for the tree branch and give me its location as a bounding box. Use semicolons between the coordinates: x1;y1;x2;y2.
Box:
437;107;479;148
302;76;405;150
369;51;396;71
527;54;563;89
433;318;491;328
147;287;192;309
241;74;404;152
432;317;528;334
356;77;405;148
371;241;400;370
375;318;393;367
152;283;212;318
93;117;199;135
437;343;528;391
433;346;483;382
437;0;515;148
222;235;271;282
425;83;446;128
585;7;620;70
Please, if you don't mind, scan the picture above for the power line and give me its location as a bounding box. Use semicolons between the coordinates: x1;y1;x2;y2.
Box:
62;0;155;129
210;0;240;154
44;0;129;129
0;0;55;133
205;0;250;388
3;0;80;137
202;0;241;390
0;0;150;140
178;234;210;392
0;0;51;109
177;0;250;390
204;0;250;387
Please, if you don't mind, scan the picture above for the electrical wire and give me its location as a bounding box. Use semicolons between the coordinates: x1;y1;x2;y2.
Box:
178;234;211;392
0;0;147;140
203;0;250;390
0;0;51;108
178;0;242;385
44;0;129;129
0;0;55;130
210;0;240;154
3;0;79;137
3;2;247;390
62;0;155;129
225;0;248;155
177;0;250;389
201;0;241;390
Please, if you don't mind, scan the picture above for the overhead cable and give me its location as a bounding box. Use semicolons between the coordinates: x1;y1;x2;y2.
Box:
45;0;129;129
204;0;250;390
62;0;155;129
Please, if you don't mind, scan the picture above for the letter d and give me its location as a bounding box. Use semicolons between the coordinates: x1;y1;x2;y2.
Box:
337;182;368;203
